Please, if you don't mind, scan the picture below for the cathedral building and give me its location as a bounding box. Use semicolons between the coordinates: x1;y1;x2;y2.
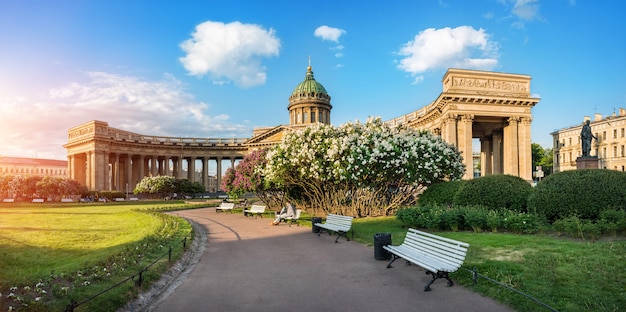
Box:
65;65;540;191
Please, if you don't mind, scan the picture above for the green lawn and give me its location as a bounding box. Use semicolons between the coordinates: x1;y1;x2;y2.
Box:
0;201;196;311
351;217;626;312
2;203;624;312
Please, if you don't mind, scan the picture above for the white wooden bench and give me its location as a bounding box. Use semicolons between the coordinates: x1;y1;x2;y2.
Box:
285;209;302;226
383;228;470;291
114;198;125;202
61;198;74;203
216;202;235;213
2;198;15;203
244;204;266;218
314;214;354;243
32;198;44;203
129;197;139;201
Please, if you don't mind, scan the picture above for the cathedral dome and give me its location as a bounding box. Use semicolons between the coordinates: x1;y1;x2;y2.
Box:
291;65;328;97
288;63;332;126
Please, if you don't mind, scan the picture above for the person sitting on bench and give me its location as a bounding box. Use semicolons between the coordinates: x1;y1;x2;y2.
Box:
271;201;296;226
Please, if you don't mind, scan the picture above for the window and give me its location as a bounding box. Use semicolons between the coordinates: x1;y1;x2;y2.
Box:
614;129;618;139
603;147;607;158
603;131;607;140
622;145;625;157
622;128;625;138
613;146;617;158
311;111;316;122
569;138;572;145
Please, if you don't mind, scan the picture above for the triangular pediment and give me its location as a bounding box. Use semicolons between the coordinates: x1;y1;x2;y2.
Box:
245;125;295;147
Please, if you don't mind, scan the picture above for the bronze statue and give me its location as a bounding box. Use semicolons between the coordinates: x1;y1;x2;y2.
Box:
580;120;597;157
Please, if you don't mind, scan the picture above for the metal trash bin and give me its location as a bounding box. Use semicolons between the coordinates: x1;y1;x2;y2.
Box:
311;217;322;233
374;233;392;260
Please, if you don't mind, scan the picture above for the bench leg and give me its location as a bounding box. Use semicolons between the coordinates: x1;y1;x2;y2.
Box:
424;271;452;291
335;231;349;243
386;254;401;268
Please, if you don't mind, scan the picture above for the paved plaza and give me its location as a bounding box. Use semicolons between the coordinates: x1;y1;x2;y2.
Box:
134;207;514;312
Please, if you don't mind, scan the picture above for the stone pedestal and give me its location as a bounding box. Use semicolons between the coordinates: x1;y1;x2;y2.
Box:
576;156;599;169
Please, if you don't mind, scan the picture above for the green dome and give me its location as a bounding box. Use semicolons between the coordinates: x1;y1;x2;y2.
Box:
291;66;328;96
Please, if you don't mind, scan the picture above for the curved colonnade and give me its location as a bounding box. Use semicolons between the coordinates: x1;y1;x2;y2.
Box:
64;120;247;192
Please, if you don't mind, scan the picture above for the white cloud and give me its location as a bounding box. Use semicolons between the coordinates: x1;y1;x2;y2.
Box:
314;25;346;43
512;0;541;21
179;21;281;88
314;26;347;61
396;26;499;80
0;72;249;159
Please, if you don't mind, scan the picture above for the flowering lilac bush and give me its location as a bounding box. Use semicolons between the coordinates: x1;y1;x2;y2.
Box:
262;117;465;216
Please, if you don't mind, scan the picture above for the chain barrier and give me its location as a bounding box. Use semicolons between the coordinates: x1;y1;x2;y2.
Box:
462;266;559;312
64;235;190;312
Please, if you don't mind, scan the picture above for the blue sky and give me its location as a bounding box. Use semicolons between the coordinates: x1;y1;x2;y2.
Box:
0;0;624;160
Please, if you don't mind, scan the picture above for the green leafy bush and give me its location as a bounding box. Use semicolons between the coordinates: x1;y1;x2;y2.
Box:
453;174;533;212
528;169;626;222
463;205;489;232
418;180;466;206
597;208;626;236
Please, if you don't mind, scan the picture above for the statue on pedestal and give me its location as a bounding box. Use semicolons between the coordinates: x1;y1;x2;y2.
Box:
580;120;597;157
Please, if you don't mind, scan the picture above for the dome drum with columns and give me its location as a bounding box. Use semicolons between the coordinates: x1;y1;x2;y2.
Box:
288;65;332;126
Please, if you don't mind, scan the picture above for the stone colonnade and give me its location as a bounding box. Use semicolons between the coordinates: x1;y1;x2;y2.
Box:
439;113;533;180
64;120;248;192
387;69;540;182
68;152;241;193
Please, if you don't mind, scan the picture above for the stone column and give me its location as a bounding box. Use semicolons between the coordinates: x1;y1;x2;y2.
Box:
480;136;493;176
151;156;158;177
188;157;196;181
126;154;132;194
113;154;120;191
442;113;458;146
202;157;209;191
68;154;74;181
519;117;533;182
176;157;183;179
87;151;94;190
164;156;171;176
216;157;222;191
492;131;503;174
103;152;110;191
457;114;474;180
503;116;520;176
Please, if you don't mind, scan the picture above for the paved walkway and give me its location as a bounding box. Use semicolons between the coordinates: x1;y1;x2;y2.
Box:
140;208;514;312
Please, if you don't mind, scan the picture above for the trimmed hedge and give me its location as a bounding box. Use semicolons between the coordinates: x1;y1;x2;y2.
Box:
418;180;466;206
528;169;626;222
453;174;533;212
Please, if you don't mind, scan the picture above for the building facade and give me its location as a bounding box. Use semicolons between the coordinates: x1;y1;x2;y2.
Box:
386;69;540;181
64;65;332;192
551;109;626;172
66;66;540;191
0;156;68;178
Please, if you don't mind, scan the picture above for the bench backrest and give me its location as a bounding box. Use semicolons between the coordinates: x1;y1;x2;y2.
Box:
219;202;235;209
250;204;266;212
326;214;354;230
404;228;469;269
293;209;302;219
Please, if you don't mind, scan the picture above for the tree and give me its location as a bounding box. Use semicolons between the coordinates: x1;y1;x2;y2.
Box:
134;176;177;199
221;148;285;208
531;143;553;177
261;117;465;217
